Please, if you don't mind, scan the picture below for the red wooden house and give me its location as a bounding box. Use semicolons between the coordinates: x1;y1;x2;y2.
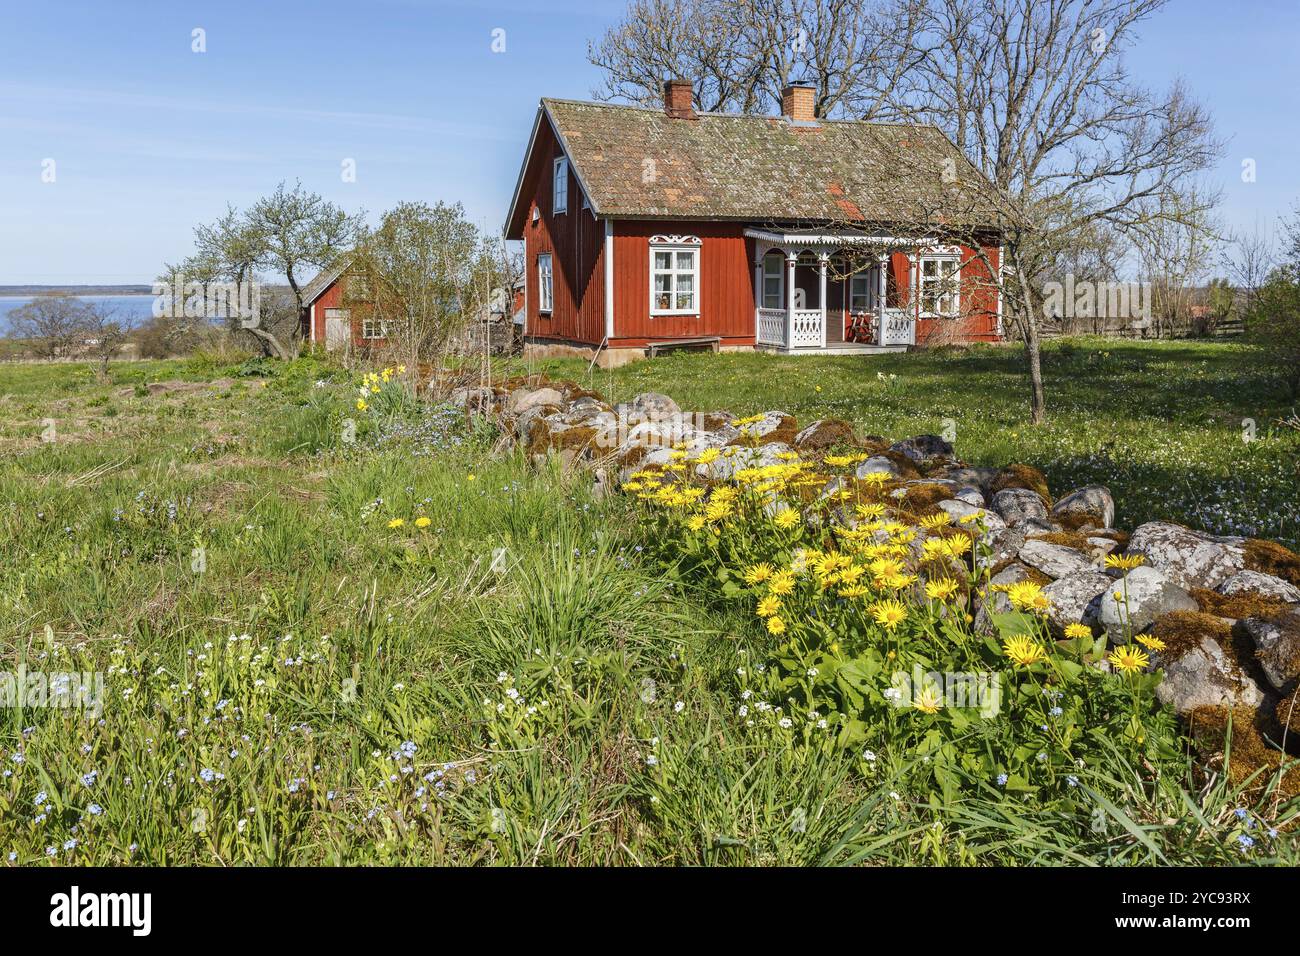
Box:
300;262;390;351
504;80;1007;367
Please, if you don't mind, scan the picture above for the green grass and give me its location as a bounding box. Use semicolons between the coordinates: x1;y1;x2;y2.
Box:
0;350;1295;866
535;337;1300;548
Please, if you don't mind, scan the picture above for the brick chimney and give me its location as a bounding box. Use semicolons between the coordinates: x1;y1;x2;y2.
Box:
663;78;695;119
781;82;817;123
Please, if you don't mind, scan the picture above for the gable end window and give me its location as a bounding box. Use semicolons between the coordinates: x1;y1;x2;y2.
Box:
537;253;554;313
552;158;568;215
650;238;700;315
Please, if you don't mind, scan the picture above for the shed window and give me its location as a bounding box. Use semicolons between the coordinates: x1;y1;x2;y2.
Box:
552;158;568;215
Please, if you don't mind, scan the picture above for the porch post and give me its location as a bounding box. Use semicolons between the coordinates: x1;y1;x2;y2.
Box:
817;253;828;348
785;253;797;349
879;255;887;343
753;257;762;342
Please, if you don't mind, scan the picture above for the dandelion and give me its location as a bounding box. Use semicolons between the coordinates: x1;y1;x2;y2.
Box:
387;518;405;529
1108;645;1150;674
1002;635;1046;668
415;516;432;529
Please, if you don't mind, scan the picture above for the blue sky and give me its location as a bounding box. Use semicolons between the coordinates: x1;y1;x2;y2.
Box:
0;0;1296;284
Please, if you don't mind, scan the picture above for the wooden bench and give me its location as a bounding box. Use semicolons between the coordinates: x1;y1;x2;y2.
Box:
647;336;721;358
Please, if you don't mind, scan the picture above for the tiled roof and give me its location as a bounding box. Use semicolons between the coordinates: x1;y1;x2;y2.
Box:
300;259;350;307
531;98;1002;230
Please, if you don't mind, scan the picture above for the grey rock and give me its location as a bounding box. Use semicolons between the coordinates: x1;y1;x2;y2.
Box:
1043;571;1112;631
448;385;496;412
507;386;564;416
700;442;792;481
1097;565;1199;643
1127;521;1245;591
1217;570;1300;603
991;488;1049;525
1051;485;1115;530
976;527;1025;572
889;434;955;466
1018;539;1094;579
855;456;908;480
1155;638;1264;714
1238;608;1300;691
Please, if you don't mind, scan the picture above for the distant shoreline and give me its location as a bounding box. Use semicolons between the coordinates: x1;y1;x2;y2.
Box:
0;286;154;297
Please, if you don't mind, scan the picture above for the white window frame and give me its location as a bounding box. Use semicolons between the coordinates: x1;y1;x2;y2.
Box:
916;253;961;318
761;251;784;309
848;271;874;313
649;237;701;316
360;316;388;340
552;157;568;215
537;253;553;314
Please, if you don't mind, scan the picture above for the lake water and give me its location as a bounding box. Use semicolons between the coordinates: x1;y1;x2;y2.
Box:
0;295;158;334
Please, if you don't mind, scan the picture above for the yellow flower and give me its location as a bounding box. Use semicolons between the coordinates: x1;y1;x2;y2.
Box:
913;683;943;714
869;599;908;630
695;447;721;464
838;584;869;599
854;502;886;520
824;455;855;467
919;512;952;530
466;474;476;482
1108;645;1150;674
924;578;960;601
387;518;405;529
1136;634;1167;652
355;399;368;411
623;481;644;492
1063;623;1092;640
1105;553;1146;571
686;515;707;532
766;615;787;635
743;562;775;585
861;471;892;487
704;500;733;523
1005;581;1049;613
1002;635;1046;668
414;516;432;529
756;595;781;618
773;508;801;530
768;570;796;596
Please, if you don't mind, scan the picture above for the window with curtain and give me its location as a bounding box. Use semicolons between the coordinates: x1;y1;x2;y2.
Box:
537;253;553;313
918;256;960;316
651;244;699;314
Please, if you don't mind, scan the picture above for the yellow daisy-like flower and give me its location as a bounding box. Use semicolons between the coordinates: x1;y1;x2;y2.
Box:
414;516;431;529
861;471;892;487
695;447;721;464
1005;580;1049;613
756;595;781;618
355;399;368;411
924;578;960;601
941;536;972;557
1108;645;1150;674
1063;623;1092;640
773;508;801;530
387;518;405;529
913;683;944;714
869;599;908;630
704;500;733;523
824;454;855;468
838;584;869;599
623;481;644;492
765;615;787;635
768;570;796;596
743;562;775;585
919;512;952;530
1106;553;1146;571
1135;634;1166;652
1002;635;1046;668
854;502;886;520
684;515;705;531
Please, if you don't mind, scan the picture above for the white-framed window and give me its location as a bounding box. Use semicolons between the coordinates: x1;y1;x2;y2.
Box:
651;240;700;314
917;255;961;317
552;157;568;215
761;251;784;309
849;272;874;312
360;317;388;340
537;253;553;313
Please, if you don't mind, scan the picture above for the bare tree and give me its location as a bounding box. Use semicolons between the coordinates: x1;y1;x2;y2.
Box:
83;303;136;379
6;293;91;359
1223;217;1275;328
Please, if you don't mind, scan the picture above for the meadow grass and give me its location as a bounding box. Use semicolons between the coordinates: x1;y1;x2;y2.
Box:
0;350;1295;865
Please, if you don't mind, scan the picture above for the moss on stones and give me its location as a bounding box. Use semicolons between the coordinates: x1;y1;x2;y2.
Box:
989;463;1051;506
1243;538;1300;587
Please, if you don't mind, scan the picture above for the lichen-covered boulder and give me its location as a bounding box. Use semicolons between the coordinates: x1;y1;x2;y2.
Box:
506;386;564;417
1042;570;1111;631
1155;635;1264;714
1097;565;1199;643
793;418;856;451
1018;538;1094;579
612;392;680;422
1217;570;1300;604
1238;607;1300;692
991;488;1049;526
855;455;910;481
889;434;955;468
448;385;497;413
1127;521;1245;591
975;527;1026;573
989;464;1051;504
1050;485;1115;531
